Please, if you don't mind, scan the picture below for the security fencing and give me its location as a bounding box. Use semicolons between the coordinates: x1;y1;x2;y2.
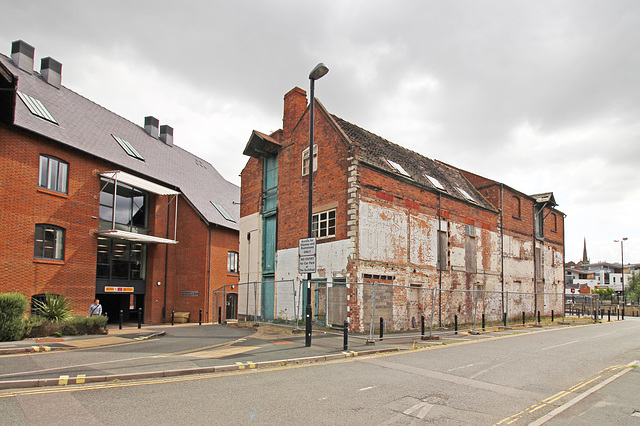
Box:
213;280;594;342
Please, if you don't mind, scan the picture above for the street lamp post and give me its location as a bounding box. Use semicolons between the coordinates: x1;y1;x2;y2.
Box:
306;63;329;347
614;238;628;305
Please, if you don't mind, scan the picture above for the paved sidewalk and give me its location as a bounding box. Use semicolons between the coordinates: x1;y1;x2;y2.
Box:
0;318;607;391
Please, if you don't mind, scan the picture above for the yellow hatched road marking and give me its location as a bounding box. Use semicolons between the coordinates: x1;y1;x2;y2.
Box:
235;362;245;370
76;374;86;384
58;375;69;386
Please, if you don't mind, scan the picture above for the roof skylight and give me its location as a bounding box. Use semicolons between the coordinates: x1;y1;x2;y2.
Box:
456;187;476;203
425;174;445;191
112;135;145;161
211;202;235;222
386;159;411;177
17;91;58;124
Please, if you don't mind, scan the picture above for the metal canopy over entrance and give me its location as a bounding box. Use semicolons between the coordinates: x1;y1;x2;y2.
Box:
98;170;179;244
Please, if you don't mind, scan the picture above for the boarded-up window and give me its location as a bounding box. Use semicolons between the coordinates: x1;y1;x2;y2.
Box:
465;225;476;273
437;230;448;271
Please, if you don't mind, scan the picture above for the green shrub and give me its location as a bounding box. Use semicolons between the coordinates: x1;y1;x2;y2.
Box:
33;293;72;322
24;316;61;338
0;293;28;341
61;315;108;336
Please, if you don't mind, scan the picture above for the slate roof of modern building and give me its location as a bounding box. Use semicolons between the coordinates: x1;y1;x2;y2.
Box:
331;114;496;211
0;49;239;230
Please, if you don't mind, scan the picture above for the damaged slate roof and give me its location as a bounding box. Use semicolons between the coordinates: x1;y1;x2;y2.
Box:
0;51;239;230
332;115;495;211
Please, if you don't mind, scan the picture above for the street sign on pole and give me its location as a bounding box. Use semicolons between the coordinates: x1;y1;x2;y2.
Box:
299;238;317;274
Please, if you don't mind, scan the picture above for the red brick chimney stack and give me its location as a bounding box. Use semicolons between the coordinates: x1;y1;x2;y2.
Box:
283;87;307;135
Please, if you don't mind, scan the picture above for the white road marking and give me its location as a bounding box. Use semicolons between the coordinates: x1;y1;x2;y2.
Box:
540;340;579;351
358;386;376;392
529;360;639;426
403;402;434;419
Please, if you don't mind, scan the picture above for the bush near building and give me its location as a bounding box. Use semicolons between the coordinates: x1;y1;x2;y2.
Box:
0;293;28;341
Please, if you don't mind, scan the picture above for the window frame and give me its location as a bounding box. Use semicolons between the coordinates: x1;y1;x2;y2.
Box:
38;154;69;194
512;195;521;219
302;145;318;176
312;209;336;239
227;251;239;274
34;224;65;261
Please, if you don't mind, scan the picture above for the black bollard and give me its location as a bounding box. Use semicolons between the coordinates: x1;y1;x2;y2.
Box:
551;310;554;322
218;306;222;324
537;311;541;324
454;315;458;335
137;307;142;329
379;317;384;341
522;312;525;326
171;310;175;326
622;307;625;320
503;312;507;327
119;309;123;330
482;313;485;331
608;309;611;322
421;315;425;337
199;309;203;326
343;320;348;351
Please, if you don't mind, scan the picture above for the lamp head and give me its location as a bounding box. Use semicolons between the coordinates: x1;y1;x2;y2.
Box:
309;63;329;81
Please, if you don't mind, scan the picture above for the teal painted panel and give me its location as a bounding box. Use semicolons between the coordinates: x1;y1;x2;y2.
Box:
262;275;275;320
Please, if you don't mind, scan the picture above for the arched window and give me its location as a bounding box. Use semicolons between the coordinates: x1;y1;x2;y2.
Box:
512;195;521;219
34;224;65;260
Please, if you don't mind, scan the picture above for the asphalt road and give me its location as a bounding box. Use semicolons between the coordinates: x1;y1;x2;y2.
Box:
1;319;639;425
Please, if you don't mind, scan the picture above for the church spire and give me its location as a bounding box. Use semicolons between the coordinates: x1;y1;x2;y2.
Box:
581;237;589;264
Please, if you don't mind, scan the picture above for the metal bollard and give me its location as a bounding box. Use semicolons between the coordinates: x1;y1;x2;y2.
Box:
622;307;625;320
522;312;525;326
218;306;222;324
482;313;485;331
171;310;175;326
537;311;541;324
551;310;554;322
343;320;348;351
608;309;611;322
119;309;123;330
199;309;203;326
421;315;425;338
454;315;458;335
137;307;142;329
379;317;384;341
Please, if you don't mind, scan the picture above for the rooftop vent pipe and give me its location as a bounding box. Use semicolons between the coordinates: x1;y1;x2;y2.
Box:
160;125;173;146
11;40;35;73
144;116;159;138
41;57;62;89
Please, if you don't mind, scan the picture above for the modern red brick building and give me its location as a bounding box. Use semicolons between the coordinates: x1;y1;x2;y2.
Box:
239;87;565;331
0;40;240;323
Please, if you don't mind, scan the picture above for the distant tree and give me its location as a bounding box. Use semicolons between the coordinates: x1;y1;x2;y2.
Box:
626;272;640;304
592;286;615;301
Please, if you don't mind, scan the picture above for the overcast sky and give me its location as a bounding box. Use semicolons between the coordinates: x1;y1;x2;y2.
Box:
2;1;638;265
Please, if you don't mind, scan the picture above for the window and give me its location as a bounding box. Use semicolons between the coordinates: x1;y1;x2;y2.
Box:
456;187;476;203
112;134;145;161
17;91;58;124
34;224;64;260
227;251;239;274
386;159;410;177
465;225;477;273
212;202;235;223
312;209;336;239
96;237;146;281
99;178;148;233
302;145;318;176
30;294;47;316
437;229;448;271
551;213;557;232
534;205;544;238
424;174;445;191
38;155;68;194
512;195;521;219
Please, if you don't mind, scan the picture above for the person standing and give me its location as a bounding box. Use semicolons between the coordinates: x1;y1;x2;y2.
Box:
88;299;102;317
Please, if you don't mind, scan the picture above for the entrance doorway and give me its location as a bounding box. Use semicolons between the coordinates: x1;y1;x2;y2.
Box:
226;293;238;320
98;293;144;323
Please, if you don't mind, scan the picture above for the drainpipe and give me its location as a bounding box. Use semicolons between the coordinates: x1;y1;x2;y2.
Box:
162;196;170;323
207;226;212;322
438;191;442;327
500;184;505;314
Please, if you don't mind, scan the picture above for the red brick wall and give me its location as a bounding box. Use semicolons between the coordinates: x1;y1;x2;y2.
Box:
240;156;263;218
0;122;103;314
0;121;239;324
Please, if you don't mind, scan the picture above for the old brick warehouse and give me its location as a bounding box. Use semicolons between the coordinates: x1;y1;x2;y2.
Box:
239;87;565;332
0;40;240;324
